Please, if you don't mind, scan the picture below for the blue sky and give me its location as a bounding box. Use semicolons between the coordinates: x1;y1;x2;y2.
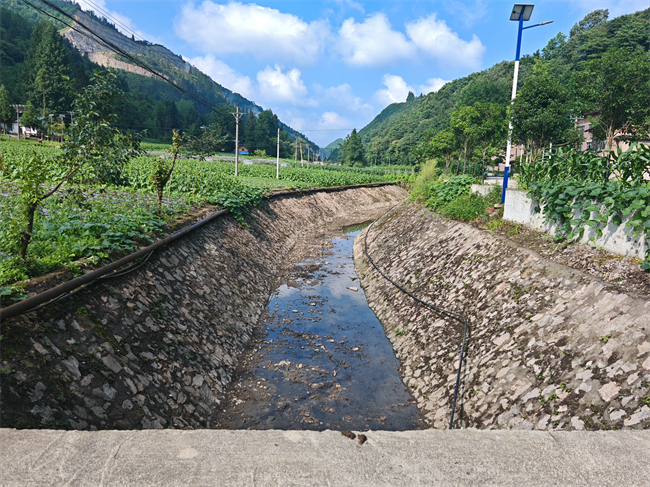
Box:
74;1;648;146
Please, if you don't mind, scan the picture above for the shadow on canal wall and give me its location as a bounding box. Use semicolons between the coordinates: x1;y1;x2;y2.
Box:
354;203;650;431
0;186;406;430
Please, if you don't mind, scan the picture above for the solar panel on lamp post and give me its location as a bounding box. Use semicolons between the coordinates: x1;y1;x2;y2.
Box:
502;4;553;204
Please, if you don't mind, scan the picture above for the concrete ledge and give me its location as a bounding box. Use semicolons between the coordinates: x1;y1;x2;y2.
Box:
1;429;649;486
504;188;648;259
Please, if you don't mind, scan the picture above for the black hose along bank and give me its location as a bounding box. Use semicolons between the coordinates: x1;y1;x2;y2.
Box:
1;183;469;429
363;205;469;430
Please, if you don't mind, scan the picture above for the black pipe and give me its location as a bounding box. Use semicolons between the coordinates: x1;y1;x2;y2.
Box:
0;182;398;321
363;204;469;429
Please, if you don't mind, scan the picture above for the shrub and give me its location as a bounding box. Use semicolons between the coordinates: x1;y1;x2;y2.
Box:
424;175;476;211
439;192;488;221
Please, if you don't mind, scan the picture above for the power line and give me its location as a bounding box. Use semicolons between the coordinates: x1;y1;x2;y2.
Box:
22;0;220;115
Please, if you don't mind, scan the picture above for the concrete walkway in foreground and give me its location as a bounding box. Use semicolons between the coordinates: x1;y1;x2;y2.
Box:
2;430;649;486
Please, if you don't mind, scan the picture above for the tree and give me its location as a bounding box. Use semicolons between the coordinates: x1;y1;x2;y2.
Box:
0;85;14;133
341;129;365;166
24;22;71;113
570;9;609;38
406;91;415;103
542;32;567;60
571;48;650;150
450;105;481;174
9;71;144;259
472;103;507;181
150;130;181;213
184;123;228;160
427;130;457;176
243;111;256;152
510;61;577;160
20;100;39;132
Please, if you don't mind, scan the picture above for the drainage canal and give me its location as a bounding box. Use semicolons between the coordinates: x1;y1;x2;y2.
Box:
211;224;420;431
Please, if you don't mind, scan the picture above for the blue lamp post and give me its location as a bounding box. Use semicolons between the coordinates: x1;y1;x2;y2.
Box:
502;4;553;204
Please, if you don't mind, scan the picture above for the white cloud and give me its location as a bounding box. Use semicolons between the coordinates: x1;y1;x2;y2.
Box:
374;74;414;106
418;77;449;95
319;111;353;130
186;56;255;99
315;83;374;118
406;14;485;69
175;1;330;66
336;13;415;67
257;65;316;106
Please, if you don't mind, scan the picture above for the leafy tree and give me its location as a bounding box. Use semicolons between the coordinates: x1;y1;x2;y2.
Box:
406;91;415;103
184;123;228;160
450;105;481;174
511;61;577;160
570;9;609;38
243;111;256;152
571;47;650;150
0;85;14;132
24;22;71;113
20;100;39;131
150;130;181;213
472;103;507;181
341;129;365;166
542;32;567;60
10;71;144;259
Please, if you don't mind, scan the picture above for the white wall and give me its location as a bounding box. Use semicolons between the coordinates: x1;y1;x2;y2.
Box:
503;189;648;259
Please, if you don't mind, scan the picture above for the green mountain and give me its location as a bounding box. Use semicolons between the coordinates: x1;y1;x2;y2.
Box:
324;138;344;150
358;7;650;166
0;0;319;149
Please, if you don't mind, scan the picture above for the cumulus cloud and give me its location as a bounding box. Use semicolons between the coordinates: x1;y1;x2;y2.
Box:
374;74;414;106
186;56;255;99
257;65;316;106
336;13;415;67
418;77;449;95
175;1;330;66
406;14;485;69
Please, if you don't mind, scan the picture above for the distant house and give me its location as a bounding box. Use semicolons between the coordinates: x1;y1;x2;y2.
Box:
237;146;249;155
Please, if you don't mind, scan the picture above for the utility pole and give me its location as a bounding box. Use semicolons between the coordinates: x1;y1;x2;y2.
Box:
276;127;280;179
231;104;243;176
300;143;304;168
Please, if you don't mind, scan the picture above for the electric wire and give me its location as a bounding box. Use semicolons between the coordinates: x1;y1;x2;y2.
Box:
21;0;221;115
363;204;469;429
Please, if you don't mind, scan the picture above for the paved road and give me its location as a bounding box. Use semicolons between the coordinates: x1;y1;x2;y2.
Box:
2;429;649;486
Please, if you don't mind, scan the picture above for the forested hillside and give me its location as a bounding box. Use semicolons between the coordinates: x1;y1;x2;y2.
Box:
0;0;319;152
357;7;650;167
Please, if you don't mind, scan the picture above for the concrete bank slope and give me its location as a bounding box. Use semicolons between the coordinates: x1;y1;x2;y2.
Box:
1;429;649;486
354;204;650;431
1;186;406;431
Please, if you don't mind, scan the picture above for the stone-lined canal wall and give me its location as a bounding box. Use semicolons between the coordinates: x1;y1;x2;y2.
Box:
0;186;406;430
354;203;650;431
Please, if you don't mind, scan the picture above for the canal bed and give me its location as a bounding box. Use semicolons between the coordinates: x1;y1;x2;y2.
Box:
211;224;420;431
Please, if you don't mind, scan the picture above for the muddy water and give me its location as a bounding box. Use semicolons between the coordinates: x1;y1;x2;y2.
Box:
211;225;420;431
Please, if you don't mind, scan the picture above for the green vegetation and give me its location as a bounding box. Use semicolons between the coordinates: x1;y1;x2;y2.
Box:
357;7;650;168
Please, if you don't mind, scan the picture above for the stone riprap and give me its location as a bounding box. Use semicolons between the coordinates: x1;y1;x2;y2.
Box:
354;203;650;431
0;185;406;430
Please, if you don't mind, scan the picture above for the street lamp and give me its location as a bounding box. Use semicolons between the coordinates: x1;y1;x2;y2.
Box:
501;4;553;204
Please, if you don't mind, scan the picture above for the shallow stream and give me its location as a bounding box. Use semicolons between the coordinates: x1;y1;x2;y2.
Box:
211;225;420;431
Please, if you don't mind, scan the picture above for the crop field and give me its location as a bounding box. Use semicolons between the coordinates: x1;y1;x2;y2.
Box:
0;140;406;287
